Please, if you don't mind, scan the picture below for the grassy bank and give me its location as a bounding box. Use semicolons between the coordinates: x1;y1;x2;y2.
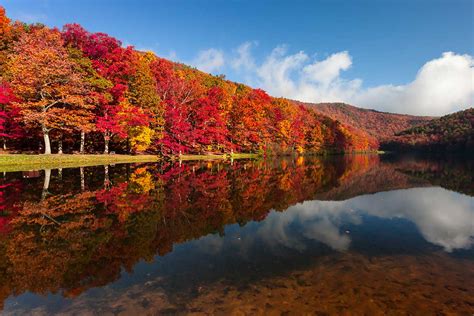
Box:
0;151;382;172
0;154;160;172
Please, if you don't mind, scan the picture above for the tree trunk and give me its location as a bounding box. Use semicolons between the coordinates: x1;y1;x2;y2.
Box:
104;134;109;154
58;140;63;154
42;169;51;200
80;167;85;191
3;139;6;151
80;131;85;154
43;129;51;155
58;168;63;180
104;165;110;189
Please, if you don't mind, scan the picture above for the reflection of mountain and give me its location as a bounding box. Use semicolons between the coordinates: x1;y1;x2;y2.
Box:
315;161;430;200
387;155;474;196
0;155;472;310
316;155;474;200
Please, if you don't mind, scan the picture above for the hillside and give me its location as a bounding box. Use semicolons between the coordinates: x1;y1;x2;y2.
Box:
0;7;377;156
293;101;434;141
383;108;474;152
0;6;468;156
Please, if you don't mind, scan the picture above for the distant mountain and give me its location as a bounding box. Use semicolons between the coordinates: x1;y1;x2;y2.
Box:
292;101;434;141
383;108;474;152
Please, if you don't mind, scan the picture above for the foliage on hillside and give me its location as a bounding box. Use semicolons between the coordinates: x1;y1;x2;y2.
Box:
0;7;377;156
383;108;474;152
294;101;433;141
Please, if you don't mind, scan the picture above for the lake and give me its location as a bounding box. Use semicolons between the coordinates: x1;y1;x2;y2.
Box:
0;154;473;314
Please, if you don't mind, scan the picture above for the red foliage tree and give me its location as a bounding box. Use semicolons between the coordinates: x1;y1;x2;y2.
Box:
0;82;22;150
190;87;229;153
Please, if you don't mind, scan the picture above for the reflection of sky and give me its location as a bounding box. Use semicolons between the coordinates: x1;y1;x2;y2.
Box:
4;187;473;314
197;187;474;254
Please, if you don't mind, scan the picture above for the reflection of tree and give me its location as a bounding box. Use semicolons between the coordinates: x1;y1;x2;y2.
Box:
0;155;471;308
391;156;474;196
0;180;21;235
4;192;106;301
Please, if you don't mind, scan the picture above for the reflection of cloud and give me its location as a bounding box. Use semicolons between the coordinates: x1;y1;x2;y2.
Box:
196;187;474;254
348;188;474;252
196;234;224;254
256;202;354;252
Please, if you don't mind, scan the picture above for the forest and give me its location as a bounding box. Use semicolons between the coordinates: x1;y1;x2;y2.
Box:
299;102;434;141
0;7;377;157
383;108;474;152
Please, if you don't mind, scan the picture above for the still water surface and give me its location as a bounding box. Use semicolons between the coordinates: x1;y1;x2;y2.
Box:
0;154;473;314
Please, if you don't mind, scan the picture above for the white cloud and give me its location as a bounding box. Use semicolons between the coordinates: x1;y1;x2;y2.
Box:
191;48;225;74
354;52;474;115
228;45;474;116
303;51;352;85
231;41;257;72
256;45;309;98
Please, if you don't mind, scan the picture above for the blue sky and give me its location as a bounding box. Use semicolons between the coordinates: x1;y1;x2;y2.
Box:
2;0;473;115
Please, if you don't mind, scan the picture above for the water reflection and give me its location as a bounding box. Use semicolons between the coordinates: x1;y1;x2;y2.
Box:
0;154;473;314
205;187;473;255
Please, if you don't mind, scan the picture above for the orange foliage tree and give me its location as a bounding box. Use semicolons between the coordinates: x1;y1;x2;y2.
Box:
8;27;93;154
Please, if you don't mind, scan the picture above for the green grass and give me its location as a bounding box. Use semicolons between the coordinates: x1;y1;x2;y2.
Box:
0;154;160;172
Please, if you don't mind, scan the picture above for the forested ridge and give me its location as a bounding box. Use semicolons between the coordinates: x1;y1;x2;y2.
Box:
296;101;434;141
383;108;474;152
0;7;378;156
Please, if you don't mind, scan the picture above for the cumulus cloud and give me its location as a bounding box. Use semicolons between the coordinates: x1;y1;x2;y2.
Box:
303;51;352;85
228;45;474;116
256;45;309;98
191;48;225;74
353;52;474;115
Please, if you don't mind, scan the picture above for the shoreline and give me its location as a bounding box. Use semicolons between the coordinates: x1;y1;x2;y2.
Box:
0;151;385;172
175;153;260;161
0;154;160;172
0;153;259;172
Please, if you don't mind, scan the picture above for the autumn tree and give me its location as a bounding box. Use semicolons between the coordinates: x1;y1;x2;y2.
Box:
230;88;272;152
96;99;152;154
190;87;229;153
65;47;112;153
8;27;92;154
150;58;200;154
128;51;163;144
0;6;12;76
0;82;22;150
